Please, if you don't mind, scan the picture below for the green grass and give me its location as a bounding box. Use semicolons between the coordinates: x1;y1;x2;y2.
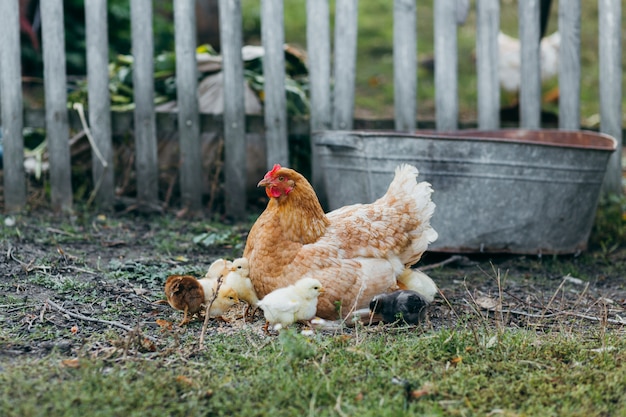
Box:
241;0;624;125
1;326;625;416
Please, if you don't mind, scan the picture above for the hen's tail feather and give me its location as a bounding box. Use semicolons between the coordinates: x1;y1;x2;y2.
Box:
384;164;438;266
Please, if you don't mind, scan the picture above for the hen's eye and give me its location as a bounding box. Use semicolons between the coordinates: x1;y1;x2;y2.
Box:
278;176;284;181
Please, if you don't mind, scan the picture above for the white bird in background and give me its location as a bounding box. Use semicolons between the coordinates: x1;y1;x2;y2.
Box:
498;30;561;94
257;278;325;333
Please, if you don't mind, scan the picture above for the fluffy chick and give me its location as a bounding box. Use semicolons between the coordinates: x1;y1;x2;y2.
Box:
205;258;233;280
396;269;438;303
164;275;205;326
258;278;325;332
224;258;259;318
197;278;240;318
369;290;429;325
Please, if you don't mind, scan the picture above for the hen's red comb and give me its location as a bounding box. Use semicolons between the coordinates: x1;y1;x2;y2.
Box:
266;164;282;178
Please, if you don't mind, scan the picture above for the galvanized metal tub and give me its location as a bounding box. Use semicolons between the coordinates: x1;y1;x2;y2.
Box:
314;129;617;254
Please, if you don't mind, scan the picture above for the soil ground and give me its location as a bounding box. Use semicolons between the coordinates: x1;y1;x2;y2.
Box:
1;210;625;360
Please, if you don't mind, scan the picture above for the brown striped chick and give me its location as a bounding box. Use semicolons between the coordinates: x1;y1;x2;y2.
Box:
198;278;240;319
224;258;259;320
163;275;205;326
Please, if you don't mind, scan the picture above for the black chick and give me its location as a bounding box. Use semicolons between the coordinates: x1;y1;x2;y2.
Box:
369;290;429;325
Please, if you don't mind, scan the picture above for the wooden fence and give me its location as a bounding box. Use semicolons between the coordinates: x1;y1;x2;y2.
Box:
0;0;623;217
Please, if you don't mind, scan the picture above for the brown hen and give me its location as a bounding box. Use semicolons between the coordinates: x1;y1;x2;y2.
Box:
243;164;438;319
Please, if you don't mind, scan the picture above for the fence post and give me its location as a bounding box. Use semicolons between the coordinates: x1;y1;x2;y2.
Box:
476;0;500;130
393;0;417;132
131;0;159;208
261;0;288;168
306;0;331;198
332;0;358;131
434;0;458;131
219;0;247;219
518;0;541;129
598;0;622;195
0;1;26;212
85;0;115;209
558;0;581;130
41;0;73;212
175;0;203;211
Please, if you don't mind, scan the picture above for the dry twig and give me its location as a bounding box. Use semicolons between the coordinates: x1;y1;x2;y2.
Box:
45;299;157;342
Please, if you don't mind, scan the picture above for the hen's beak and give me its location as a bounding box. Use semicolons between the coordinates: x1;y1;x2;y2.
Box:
257;177;271;187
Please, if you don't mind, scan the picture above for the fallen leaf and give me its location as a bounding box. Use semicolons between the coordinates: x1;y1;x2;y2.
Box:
61;358;81;368
355;392;364;402
70;325;78;334
156;319;173;330
133;287;149;296
475;295;498;310
176;375;194;386
142;338;157;352
449;356;462;367
409;381;435;400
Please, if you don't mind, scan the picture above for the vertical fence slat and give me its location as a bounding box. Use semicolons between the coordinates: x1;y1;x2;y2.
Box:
393;0;417;132
558;0;581;130
332;0;358;131
306;0;331;196
41;0;73;212
518;0;541;129
261;0;288;168
219;0;247;219
598;0;622;194
0;1;26;211
434;0;458;131
175;0;202;211
85;0;115;209
131;0;159;206
476;0;500;130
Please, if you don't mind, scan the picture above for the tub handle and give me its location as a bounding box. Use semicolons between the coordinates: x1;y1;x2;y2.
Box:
314;135;360;151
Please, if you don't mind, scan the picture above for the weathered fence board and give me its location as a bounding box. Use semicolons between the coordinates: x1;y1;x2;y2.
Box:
174;0;203;211
41;0;73;212
1;1;623;214
0;1;26;212
434;0;458;131
85;0;115;209
332;0;359;131
261;0;288;168
598;0;623;195
219;0;247;219
131;0;159;207
518;0;541;129
476;0;500;130
558;0;581;130
306;0;331;196
393;0;417;132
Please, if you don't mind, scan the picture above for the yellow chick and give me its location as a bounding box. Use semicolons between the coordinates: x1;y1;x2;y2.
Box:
205;258;233;280
396;269;438;303
224;257;259;319
198;278;240;318
257;278;325;332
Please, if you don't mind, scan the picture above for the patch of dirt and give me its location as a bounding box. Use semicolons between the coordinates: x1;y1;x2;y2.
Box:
1;212;625;360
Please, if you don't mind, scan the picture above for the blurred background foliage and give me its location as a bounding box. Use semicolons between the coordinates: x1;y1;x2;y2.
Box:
17;0;626;125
